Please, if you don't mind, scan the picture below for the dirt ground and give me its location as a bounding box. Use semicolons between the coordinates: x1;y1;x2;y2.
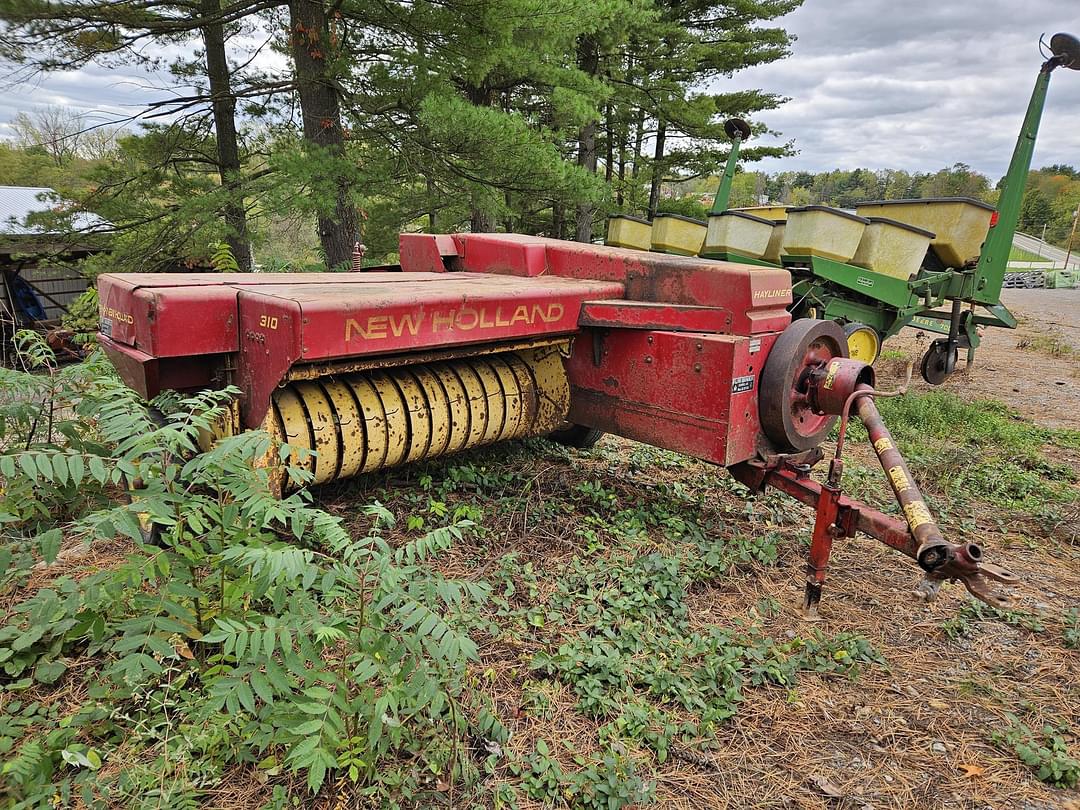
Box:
880;288;1080;429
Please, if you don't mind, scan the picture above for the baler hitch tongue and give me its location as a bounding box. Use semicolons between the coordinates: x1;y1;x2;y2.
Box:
913;543;1019;610
751;330;1020;616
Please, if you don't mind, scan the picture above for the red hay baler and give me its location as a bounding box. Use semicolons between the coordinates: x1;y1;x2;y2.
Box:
96;232;1017;613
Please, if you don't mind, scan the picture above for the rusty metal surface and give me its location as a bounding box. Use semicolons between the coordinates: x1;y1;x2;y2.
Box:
758;319;847;453
235;275;618;429
565;328;776;466
95;271;429;359
852;389;949;568
578;301;733;333
400;233;793;334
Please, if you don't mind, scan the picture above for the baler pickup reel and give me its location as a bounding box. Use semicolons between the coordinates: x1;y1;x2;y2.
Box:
97;232;1018;617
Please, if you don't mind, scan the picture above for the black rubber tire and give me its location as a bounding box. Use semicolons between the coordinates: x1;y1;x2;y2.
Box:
759;318;847;452
549;424;605;449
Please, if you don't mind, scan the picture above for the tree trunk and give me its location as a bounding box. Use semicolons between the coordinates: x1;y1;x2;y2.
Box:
574;35;599;243
647;117;666;219
465;82;498;231
604;100;614;183
630;107;646;180
471;207;497;232
552;201;564;239
201;2;252;271
616;114;628;206
574;118;596;242
426;175;438;231
288;0;357;269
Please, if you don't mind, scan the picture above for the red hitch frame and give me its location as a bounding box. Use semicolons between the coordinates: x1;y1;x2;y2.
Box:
736;353;1018;615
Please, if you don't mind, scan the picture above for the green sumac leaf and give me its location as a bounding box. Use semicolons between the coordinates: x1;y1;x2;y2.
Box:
38;528;62;564
69;455;85;486
51;454;69;486
251;670;274;705
18;454;38;481
291;718;324;735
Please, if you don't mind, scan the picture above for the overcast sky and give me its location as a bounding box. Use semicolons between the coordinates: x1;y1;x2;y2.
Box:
720;0;1079;178
0;0;1077;180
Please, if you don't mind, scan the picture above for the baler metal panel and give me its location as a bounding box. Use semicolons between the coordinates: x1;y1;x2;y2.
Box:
421;234;794;335
565;329;771;466
235;273;624;428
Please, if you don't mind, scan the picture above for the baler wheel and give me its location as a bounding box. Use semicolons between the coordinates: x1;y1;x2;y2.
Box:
549;424;604;449
759;318;847;452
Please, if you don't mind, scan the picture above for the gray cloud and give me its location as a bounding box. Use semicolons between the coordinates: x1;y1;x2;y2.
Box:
720;0;1080;178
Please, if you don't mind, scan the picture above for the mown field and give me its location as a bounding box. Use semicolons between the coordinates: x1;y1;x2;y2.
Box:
1;326;1078;809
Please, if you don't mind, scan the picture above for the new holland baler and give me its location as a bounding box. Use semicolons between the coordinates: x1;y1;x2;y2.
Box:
96;233;1016;614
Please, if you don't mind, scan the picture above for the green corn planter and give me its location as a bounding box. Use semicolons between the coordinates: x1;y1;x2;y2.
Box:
763;221;786;264
850;217;936;280
855;198;995;268
702;210;775;260
783;206;869;263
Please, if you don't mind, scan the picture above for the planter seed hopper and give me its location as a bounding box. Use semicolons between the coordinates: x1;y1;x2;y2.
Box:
606;33;1080;382
98;232;1016;616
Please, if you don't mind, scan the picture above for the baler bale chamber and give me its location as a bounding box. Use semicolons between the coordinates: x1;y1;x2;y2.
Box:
97;233;1016;614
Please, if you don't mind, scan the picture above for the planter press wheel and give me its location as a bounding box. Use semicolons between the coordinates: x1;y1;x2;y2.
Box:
920;339;957;386
842;322;882;364
760;319;848;452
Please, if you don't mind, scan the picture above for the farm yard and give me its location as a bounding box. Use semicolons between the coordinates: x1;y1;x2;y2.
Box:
3;0;1080;804
1;280;1078;807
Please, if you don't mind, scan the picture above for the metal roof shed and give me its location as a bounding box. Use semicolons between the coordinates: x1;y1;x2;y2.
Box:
0;185;110;330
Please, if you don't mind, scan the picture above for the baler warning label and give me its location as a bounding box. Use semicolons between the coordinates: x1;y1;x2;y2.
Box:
903;500;933;530
100;317;112;337
731;375;754;394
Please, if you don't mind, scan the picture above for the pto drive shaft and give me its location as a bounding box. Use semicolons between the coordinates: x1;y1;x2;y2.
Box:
792;356;1020;611
850;387;1018;607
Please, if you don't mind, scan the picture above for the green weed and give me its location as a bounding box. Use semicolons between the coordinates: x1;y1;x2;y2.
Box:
1016;332;1074;358
941;599;1045;640
992;718;1080;788
1063;608;1080;650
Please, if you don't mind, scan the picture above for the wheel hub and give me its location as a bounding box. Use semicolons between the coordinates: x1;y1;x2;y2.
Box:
759;319;848;452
